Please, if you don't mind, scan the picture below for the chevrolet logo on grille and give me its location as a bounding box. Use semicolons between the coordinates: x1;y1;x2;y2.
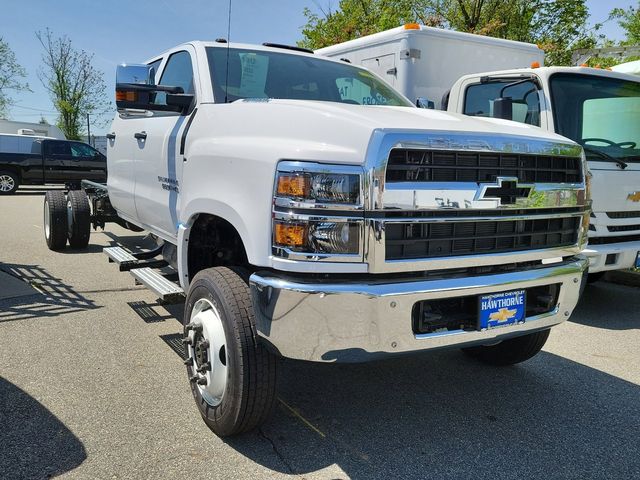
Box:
477;177;533;206
628;192;640;202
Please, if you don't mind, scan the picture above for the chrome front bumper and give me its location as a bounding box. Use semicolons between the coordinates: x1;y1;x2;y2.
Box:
249;256;588;363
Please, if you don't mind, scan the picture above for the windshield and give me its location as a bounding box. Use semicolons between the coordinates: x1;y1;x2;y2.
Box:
206;47;412;107
549;73;640;163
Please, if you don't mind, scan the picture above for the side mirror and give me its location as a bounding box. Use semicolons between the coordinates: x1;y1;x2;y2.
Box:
115;64;193;114
416;97;435;109
492;97;513;120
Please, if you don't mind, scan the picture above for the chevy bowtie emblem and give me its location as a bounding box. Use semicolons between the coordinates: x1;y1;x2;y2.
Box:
628;192;640;202
476;177;533;206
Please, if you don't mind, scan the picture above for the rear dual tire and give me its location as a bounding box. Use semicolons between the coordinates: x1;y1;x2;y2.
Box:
43;190;91;251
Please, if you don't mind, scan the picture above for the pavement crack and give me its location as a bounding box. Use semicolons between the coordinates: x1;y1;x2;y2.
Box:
258;427;295;474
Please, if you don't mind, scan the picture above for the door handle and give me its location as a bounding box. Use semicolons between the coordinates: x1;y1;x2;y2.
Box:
106;132;116;140
134;131;147;140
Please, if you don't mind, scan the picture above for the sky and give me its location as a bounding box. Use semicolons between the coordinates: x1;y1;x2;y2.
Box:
0;0;637;135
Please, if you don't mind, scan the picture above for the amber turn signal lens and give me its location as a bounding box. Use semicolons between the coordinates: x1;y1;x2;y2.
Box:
530;61;540;69
277;174;310;198
274;223;307;248
404;23;421;30
116;90;137;102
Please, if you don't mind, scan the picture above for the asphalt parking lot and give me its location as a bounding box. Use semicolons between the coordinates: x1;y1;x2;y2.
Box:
1;187;639;480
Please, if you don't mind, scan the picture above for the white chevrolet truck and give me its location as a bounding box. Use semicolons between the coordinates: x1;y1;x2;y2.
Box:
447;67;640;281
42;41;589;436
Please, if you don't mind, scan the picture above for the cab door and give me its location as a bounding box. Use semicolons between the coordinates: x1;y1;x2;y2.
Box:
133;48;198;240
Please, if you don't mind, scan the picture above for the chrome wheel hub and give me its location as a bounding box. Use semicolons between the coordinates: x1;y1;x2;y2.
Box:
0;175;15;192
44;200;50;239
185;298;228;407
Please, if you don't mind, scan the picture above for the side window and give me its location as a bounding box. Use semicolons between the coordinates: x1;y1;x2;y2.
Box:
148;58;162;84
45;141;71;156
464;80;541;126
70;143;97;157
155;50;194;105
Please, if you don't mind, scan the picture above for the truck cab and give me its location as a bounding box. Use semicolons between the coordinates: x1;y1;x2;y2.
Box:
448;67;640;277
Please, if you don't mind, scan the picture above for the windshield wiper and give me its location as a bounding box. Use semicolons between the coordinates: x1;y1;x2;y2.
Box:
582;146;628;169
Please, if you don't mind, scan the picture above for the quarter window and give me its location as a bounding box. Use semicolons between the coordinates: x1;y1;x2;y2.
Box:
464;80;541;126
155;50;194;105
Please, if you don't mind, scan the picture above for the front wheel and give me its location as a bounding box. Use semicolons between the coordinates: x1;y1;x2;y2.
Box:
0;171;19;195
183;267;277;436
462;329;551;366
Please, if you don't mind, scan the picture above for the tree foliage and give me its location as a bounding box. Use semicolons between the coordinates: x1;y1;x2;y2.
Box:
0;37;29;118
611;2;640;45
36;29;109;140
300;0;599;65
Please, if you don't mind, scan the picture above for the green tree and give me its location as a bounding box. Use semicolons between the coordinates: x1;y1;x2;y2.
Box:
300;0;600;66
610;2;640;45
0;37;30;118
36;29;109;140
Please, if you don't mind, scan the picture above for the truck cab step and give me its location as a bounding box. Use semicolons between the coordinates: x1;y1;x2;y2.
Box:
104;246;138;270
104;246;167;271
130;267;185;304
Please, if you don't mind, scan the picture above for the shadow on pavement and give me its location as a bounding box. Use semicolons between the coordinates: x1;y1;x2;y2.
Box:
0;377;86;479
226;349;640;479
573;281;640;330
0;263;98;323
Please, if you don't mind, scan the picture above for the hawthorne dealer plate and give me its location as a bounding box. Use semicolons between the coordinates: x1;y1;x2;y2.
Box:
479;290;526;330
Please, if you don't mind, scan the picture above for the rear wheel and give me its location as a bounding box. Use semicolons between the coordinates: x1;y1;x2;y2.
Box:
183;267;277;437
44;191;68;250
462;329;551;366
0;171;19;195
66;190;91;249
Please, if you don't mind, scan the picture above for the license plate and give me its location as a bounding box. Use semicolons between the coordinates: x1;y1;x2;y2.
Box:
479;290;526;330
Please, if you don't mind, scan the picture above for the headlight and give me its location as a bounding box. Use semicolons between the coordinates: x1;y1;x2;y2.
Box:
274;220;360;254
273;161;364;259
276;172;360;205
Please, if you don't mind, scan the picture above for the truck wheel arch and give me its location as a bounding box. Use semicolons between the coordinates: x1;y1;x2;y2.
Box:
178;212;251;289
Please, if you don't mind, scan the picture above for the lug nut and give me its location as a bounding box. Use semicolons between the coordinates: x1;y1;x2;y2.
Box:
181;337;192;345
186;323;203;332
189;375;199;383
196;362;211;373
196;376;207;386
183;356;193;365
200;340;210;349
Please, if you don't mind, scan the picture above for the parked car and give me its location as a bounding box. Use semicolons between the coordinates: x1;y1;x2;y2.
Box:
0;134;107;194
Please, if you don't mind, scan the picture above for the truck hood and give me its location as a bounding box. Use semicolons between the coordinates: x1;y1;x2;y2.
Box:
200;99;576;167
240;98;570;142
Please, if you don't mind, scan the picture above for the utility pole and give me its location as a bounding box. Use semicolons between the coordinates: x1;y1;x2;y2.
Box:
86;113;91;146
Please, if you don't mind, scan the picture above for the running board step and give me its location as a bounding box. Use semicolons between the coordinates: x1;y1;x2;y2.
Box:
130;267;185;304
104;246;138;270
104;246;167;271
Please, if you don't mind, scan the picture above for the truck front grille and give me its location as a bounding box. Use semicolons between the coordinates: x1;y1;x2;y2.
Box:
386;149;582;184
385;216;579;260
607;224;640;232
606;211;640;219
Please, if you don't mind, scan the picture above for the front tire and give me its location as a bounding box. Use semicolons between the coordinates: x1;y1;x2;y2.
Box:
462;329;551;366
183;267;277;437
0;170;19;195
44;191;68;250
67;190;91;249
